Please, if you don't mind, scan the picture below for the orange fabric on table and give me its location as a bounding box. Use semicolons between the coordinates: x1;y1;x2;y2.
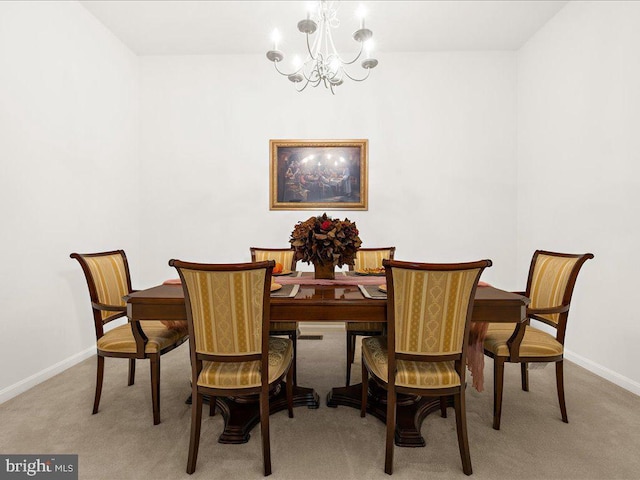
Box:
161;321;187;331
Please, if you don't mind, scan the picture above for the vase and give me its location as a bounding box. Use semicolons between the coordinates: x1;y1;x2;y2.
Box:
313;261;336;280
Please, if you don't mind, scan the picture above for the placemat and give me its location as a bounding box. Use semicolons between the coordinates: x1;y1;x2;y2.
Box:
271;284;300;298
358;284;387;299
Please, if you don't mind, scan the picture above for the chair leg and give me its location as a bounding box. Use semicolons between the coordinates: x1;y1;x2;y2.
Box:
521;362;529;391
186;391;203;474
260;387;272;476
493;358;505;430
286;363;294;419
346;332;354;386
150;355;161;425
360;358;368;417
454;391;473;475
209;397;216;416
556;361;568;423
291;332;298;386
128;359;136;386
92;355;105;415
384;384;396;475
440;396;448;418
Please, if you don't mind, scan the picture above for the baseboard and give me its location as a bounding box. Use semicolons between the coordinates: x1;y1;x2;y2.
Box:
0;346;96;404
299;334;324;340
564;349;640;396
299;322;345;332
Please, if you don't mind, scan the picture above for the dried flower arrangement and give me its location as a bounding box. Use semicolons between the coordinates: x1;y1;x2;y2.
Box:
290;213;362;274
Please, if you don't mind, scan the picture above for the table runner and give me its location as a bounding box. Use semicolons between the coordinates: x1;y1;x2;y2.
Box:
276;271;385;286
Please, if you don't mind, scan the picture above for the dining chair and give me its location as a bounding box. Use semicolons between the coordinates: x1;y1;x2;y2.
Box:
345;247;395;386
170;259;294;476
361;258;491;475
250;247;300;385
70;250;189;425
483;250;593;430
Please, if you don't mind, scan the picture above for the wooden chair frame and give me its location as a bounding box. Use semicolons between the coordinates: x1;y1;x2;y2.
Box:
346;247;396;386
362;259;491;475
171;259;294;477
250;247;300;385
71;250;187;425
483;250;594;430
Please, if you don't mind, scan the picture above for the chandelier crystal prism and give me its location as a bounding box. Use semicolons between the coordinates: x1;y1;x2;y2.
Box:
266;1;378;94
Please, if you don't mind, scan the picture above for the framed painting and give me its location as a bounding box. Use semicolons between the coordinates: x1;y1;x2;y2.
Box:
270;139;368;210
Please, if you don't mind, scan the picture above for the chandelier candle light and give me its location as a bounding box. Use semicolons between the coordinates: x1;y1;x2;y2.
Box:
266;1;378;94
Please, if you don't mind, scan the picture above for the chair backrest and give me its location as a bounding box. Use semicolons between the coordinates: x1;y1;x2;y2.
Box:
170;260;274;360
384;259;491;373
350;247;396;271
250;247;297;271
525;250;594;341
70;250;132;337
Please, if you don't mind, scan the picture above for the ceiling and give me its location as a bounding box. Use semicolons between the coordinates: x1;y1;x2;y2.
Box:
81;1;568;56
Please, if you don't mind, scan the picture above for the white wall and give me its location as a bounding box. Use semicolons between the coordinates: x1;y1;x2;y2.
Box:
7;0;638;403
517;1;640;392
138;52;518;289
0;1;140;401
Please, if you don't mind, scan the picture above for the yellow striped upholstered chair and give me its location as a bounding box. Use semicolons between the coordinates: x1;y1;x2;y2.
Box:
345;247;395;385
361;259;491;476
170;259;293;476
250;247;300;384
70;250;188;425
483;250;593;430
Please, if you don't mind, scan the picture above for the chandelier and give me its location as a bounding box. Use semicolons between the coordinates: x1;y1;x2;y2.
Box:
266;1;378;94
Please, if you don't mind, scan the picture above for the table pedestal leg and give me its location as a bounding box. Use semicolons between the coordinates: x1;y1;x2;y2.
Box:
326;379;453;447
187;383;319;444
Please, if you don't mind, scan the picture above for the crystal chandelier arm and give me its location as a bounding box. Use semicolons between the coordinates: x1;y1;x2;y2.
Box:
327;32;364;66
306;33;319;61
306;65;323;85
297;73;323;92
296;77;312;92
342;67;372;83
273;61;295;77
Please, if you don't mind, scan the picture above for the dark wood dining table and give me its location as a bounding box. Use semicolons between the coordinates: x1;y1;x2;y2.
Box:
126;278;528;446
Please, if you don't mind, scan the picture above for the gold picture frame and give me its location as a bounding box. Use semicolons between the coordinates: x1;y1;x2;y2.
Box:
270;139;368;211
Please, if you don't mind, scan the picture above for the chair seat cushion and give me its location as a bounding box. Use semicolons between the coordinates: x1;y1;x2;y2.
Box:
97;321;188;354
197;337;293;389
270;321;297;332
346;321;384;333
362;336;461;389
483;323;564;358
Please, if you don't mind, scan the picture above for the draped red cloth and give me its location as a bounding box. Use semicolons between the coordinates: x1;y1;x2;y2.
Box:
159;279;186;329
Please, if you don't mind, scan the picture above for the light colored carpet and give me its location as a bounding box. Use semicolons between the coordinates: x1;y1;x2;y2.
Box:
1;331;639;480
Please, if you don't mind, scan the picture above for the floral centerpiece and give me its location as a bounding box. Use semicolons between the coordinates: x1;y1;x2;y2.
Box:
290;213;362;279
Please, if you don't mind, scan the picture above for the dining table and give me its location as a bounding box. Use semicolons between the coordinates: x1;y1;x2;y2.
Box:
125;272;529;447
